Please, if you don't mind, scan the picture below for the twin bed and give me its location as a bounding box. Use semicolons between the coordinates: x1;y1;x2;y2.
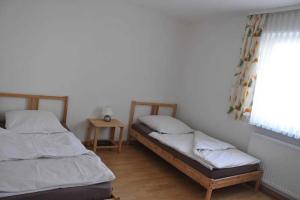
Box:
128;101;263;200
0;93;262;200
0;93;119;200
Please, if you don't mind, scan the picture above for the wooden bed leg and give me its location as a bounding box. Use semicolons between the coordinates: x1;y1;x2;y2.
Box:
254;178;261;192
127;131;133;144
205;187;213;200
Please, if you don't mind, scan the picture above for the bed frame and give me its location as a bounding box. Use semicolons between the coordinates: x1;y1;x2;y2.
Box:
128;100;263;200
0;92;120;200
0;92;69;127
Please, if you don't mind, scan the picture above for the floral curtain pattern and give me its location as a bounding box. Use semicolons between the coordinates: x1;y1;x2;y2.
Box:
228;14;267;120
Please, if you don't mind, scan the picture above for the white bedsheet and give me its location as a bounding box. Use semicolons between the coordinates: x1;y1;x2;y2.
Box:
193;131;234;151
0;131;115;197
0;131;88;161
193;131;260;168
149;132;214;170
0;151;115;197
149;131;260;169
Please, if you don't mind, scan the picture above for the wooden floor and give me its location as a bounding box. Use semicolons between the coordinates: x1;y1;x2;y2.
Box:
98;144;275;200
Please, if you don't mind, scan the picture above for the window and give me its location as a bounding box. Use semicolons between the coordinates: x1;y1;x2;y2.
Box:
250;10;300;139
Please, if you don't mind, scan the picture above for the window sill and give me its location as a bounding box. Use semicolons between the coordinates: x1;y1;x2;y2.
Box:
252;125;300;147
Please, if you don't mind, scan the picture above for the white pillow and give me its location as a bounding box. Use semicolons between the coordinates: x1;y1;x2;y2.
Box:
138;115;193;134
5;110;67;134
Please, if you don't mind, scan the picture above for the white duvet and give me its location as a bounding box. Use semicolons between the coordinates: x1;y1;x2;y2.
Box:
149;131;260;169
0;131;115;197
0;132;88;161
149;132;214;169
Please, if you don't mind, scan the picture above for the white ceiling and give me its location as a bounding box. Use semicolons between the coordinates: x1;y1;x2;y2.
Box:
126;0;300;21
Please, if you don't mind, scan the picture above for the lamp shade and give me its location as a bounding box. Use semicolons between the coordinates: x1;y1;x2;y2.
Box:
101;106;113;117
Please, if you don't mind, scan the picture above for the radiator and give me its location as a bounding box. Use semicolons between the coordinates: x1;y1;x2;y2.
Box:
248;133;300;200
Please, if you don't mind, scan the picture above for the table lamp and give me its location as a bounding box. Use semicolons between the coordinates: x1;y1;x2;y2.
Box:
101;106;113;122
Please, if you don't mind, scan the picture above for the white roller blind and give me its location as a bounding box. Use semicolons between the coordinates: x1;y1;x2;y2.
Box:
250;10;300;139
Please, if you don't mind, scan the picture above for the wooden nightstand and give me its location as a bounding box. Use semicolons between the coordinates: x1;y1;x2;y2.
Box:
87;118;125;153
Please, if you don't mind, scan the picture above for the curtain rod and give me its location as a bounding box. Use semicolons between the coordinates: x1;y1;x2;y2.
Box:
250;4;300;15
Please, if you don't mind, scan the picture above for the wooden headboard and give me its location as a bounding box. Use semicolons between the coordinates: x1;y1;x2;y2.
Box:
0;92;68;125
128;100;177;132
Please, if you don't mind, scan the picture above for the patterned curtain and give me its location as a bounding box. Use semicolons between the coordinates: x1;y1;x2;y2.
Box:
228;14;267;120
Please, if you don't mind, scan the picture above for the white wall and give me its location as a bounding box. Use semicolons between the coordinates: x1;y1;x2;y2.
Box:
0;0;296;151
0;0;186;140
176;15;255;151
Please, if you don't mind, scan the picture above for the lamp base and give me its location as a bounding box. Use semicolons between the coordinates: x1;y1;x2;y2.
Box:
103;115;112;122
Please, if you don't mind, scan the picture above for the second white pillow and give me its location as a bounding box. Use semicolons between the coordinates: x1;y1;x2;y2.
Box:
139;115;193;134
5;110;67;134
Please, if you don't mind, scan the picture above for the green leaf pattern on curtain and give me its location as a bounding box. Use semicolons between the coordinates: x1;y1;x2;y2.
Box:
228;14;267;120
